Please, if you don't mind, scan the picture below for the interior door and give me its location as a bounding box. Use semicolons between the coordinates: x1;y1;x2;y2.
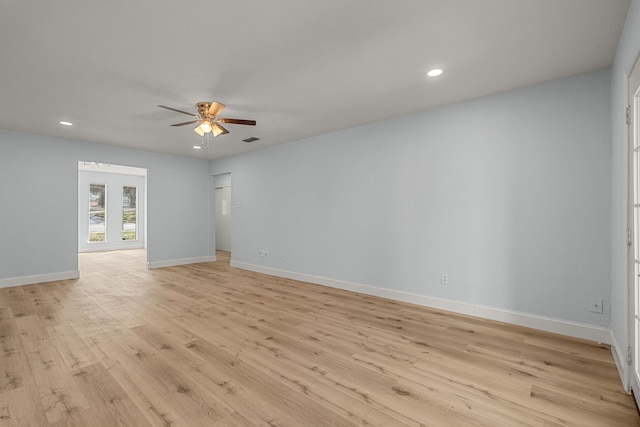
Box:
630;53;640;406
215;186;231;252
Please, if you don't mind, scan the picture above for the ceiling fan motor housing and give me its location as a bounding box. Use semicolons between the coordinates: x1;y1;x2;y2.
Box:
196;102;212;118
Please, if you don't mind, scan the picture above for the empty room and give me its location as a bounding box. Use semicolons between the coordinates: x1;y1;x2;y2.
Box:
2;1;640;426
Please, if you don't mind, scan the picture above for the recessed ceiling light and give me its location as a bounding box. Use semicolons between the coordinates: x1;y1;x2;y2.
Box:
426;68;444;77
59;121;73;126
193;145;202;149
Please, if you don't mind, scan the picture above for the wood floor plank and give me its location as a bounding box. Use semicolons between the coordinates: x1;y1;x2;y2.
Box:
0;287;35;318
91;327;237;427
41;312;99;373
15;315;91;424
85;333;183;427
528;383;640;427
0;385;49;427
84;292;146;329
128;322;318;426
71;363;154;427
132;304;366;426
0;307;33;393
157;323;363;427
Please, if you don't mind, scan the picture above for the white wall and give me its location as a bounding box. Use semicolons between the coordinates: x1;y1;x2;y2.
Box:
0;129;213;287
610;0;640;386
212;69;612;340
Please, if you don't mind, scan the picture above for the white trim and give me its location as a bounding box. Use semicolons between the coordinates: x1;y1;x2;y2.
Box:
314;274;478;317
625;48;640;396
147;256;216;269
233;261;612;344
0;270;79;289
78;161;147;176
231;261;313;283
611;329;630;391
473;305;610;344
80;242;145;253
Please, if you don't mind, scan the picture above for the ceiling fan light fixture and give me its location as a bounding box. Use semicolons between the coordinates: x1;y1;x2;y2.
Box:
194;125;205;136
211;123;225;137
201;121;212;133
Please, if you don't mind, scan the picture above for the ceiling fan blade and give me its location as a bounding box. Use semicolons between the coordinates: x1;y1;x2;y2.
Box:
158;105;197;117
218;118;256;126
208;102;225;118
171;120;201;126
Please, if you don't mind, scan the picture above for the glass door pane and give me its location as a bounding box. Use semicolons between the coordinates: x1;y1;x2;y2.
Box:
89;184;106;242
122;186;137;241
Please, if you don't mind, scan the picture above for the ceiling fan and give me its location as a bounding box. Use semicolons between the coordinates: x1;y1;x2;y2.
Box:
158;101;256;138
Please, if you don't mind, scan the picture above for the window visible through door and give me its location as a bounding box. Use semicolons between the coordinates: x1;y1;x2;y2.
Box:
122;186;137;241
89;183;106;242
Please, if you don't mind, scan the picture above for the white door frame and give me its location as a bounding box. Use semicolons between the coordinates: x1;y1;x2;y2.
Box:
78;162;147;253
215;185;232;252
627;50;640;405
213;173;232;254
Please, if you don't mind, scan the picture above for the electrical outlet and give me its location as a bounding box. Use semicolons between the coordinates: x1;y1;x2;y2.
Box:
440;273;448;285
589;297;603;314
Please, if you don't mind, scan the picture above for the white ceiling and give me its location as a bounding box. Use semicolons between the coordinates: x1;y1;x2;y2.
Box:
0;0;630;160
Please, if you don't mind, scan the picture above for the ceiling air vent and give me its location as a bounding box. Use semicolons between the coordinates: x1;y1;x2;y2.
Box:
243;137;260;143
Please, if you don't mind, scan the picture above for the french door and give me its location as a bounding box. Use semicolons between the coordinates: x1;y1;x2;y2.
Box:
78;165;146;252
630;52;640;405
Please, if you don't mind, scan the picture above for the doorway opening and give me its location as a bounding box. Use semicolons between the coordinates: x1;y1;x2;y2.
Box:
78;161;148;271
214;173;232;260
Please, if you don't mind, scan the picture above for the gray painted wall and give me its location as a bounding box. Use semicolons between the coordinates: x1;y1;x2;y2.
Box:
0;129;212;281
212;69;612;328
611;0;640;378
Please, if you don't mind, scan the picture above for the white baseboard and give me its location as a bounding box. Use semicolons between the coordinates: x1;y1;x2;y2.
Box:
79;243;145;253
472;304;611;344
0;270;79;289
231;261;313;283
232;261;611;344
147;255;216;269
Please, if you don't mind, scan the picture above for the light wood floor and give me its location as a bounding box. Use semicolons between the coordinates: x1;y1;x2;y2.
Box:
0;250;638;426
